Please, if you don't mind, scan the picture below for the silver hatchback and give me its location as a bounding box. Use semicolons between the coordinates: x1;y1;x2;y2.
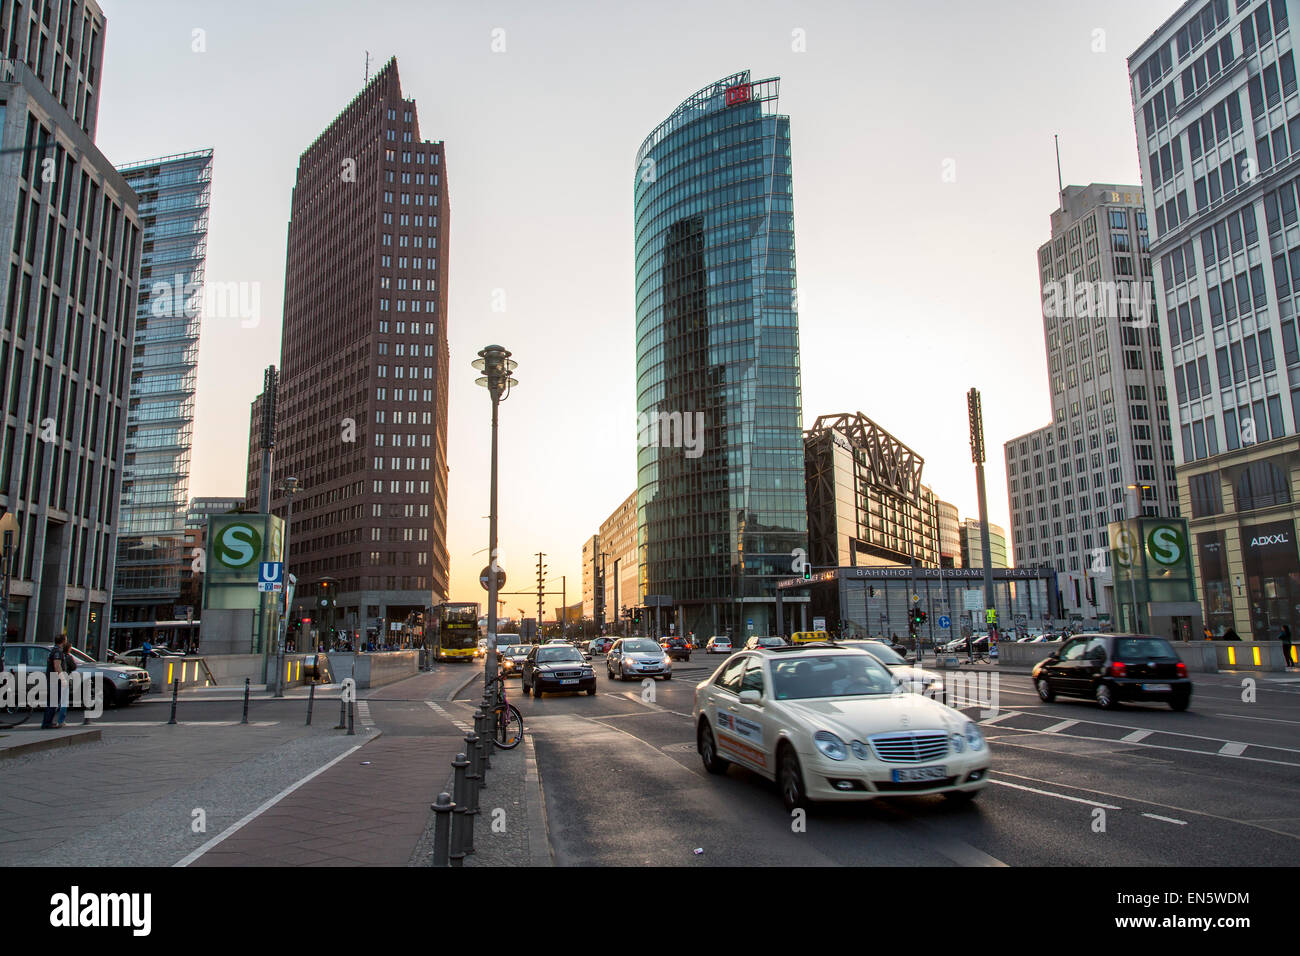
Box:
606;638;672;681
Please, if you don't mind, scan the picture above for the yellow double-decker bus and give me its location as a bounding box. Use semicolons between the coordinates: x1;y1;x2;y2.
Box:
790;630;831;645
431;602;480;661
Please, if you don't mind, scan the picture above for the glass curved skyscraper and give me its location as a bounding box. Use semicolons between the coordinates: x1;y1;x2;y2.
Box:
634;71;807;639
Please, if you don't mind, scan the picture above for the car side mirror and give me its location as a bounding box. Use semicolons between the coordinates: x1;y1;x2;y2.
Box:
738;689;761;705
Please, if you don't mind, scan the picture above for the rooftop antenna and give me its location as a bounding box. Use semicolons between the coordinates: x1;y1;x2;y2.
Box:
365;51;371;81
1055;134;1064;207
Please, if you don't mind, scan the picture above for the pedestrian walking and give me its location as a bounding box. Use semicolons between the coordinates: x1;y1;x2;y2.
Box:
1279;623;1295;669
41;634;69;729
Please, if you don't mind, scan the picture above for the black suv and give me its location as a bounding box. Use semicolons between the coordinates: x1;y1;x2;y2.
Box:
1031;633;1191;710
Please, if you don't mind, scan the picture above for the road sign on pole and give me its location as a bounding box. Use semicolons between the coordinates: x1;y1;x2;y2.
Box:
939;615;951;630
258;562;284;592
480;565;506;591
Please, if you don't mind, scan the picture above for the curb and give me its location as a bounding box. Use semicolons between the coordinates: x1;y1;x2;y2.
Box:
0;727;102;760
523;732;553;867
448;669;481;702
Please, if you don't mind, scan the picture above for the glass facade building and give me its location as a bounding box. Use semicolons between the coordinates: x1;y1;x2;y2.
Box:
109;150;212;646
634;71;806;639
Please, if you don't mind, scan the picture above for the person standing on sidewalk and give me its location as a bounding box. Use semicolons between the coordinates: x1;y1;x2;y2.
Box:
1279;623;1295;670
41;634;69;729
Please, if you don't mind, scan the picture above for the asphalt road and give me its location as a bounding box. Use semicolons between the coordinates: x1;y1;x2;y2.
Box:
509;653;1300;866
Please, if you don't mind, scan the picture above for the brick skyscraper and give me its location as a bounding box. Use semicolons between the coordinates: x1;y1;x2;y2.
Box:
247;58;450;641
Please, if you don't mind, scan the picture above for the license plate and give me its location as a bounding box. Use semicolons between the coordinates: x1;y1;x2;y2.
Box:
892;766;946;783
1142;683;1171;692
560;679;578;685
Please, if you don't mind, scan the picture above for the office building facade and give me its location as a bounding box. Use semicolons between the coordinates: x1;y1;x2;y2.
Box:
1131;0;1300;638
634;70;807;639
245;59;450;641
598;491;639;625
0;0;139;653
1006;183;1179;622
581;533;601;624
804;412;943;572
937;499;962;568
959;519;1009;570
109;150;212;648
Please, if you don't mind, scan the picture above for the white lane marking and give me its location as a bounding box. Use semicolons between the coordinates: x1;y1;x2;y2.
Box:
1143;813;1188;825
990;769;1299;840
1041;719;1079;734
357;700;374;730
992;728;1300;768
1122;730;1152;743
425;700;473;733
619;691;693;719
979;711;1018;726
990;778;1121;809
174;740;368;866
1215;713;1300;725
1219;741;1247;756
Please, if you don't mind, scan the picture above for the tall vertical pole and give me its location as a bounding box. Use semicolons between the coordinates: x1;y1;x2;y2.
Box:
258;366;277;661
535;552;545;640
561;575;567;641
969;389;996;633
612;558;620;639
0;527;13;656
485;396;500;693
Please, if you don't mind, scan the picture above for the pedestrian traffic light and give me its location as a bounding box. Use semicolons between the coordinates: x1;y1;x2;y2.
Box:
802;565;812;582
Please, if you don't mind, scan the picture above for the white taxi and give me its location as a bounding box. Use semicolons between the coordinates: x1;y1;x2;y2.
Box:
693;645;990;811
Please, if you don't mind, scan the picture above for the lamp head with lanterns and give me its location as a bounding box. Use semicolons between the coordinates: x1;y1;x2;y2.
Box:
472;345;518;402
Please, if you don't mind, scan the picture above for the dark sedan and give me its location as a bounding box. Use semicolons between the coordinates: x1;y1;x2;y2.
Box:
522;644;597;697
498;644;531;678
660;637;692;661
1031;633;1192;710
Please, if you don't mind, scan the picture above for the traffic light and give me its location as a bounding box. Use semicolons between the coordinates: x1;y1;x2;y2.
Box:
802;564;812;582
911;606;923;626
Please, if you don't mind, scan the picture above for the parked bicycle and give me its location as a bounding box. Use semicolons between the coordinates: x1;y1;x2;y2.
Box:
486;671;523;750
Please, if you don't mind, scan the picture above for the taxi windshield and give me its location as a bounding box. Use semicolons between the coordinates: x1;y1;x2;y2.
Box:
770;654;896;700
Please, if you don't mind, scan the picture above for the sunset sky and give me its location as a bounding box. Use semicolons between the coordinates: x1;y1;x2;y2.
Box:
93;0;1177;606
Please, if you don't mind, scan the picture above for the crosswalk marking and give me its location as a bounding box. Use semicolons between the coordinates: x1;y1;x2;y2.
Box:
1218;741;1247;756
356;700;374;731
1122;730;1152;742
426;700;473;733
1041;719;1079;734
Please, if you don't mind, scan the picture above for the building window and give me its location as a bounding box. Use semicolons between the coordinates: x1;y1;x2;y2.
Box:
1235;459;1291;511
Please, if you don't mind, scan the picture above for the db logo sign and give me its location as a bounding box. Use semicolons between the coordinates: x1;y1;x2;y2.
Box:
213;522;262;569
1146;524;1185;567
725;83;752;106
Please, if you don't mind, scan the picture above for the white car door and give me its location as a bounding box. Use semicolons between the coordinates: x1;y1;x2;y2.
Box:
711;655;770;775
730;656;776;779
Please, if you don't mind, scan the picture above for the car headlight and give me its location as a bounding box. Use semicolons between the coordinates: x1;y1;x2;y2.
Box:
950;733;966;753
850;740;870;760
965;721;985;751
813;731;848;761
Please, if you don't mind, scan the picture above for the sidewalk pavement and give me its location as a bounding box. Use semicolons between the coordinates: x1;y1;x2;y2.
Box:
0;720;370;867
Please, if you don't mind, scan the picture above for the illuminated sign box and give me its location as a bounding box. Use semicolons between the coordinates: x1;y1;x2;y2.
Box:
725;83;752;106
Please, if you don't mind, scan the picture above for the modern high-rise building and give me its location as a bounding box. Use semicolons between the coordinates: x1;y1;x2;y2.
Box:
960;519;1009;570
1005;184;1178;622
109;150;213;649
1130;0;1300;638
0;1;140;653
804;412;942;571
634;71;807;639
244;59;449;641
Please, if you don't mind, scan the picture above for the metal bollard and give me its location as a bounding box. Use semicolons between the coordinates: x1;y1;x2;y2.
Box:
305;681;316;726
431;791;454;866
336;694;346;730
471;708;489;780
167;678;179;725
347;697;355;735
462;733;480;855
240;678;250;725
449;752;470;866
82;676;94;726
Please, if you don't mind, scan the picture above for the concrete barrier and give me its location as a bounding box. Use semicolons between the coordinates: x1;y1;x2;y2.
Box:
326;651;419;689
144;653;331;690
993;638;1294;672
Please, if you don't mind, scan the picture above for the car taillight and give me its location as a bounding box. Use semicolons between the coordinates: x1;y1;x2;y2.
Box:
1175;662;1187;678
1108;661;1127;678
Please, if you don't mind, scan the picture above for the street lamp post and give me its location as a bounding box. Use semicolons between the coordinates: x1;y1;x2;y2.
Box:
272;477;302;697
473;345;518;702
1125;482;1154;632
